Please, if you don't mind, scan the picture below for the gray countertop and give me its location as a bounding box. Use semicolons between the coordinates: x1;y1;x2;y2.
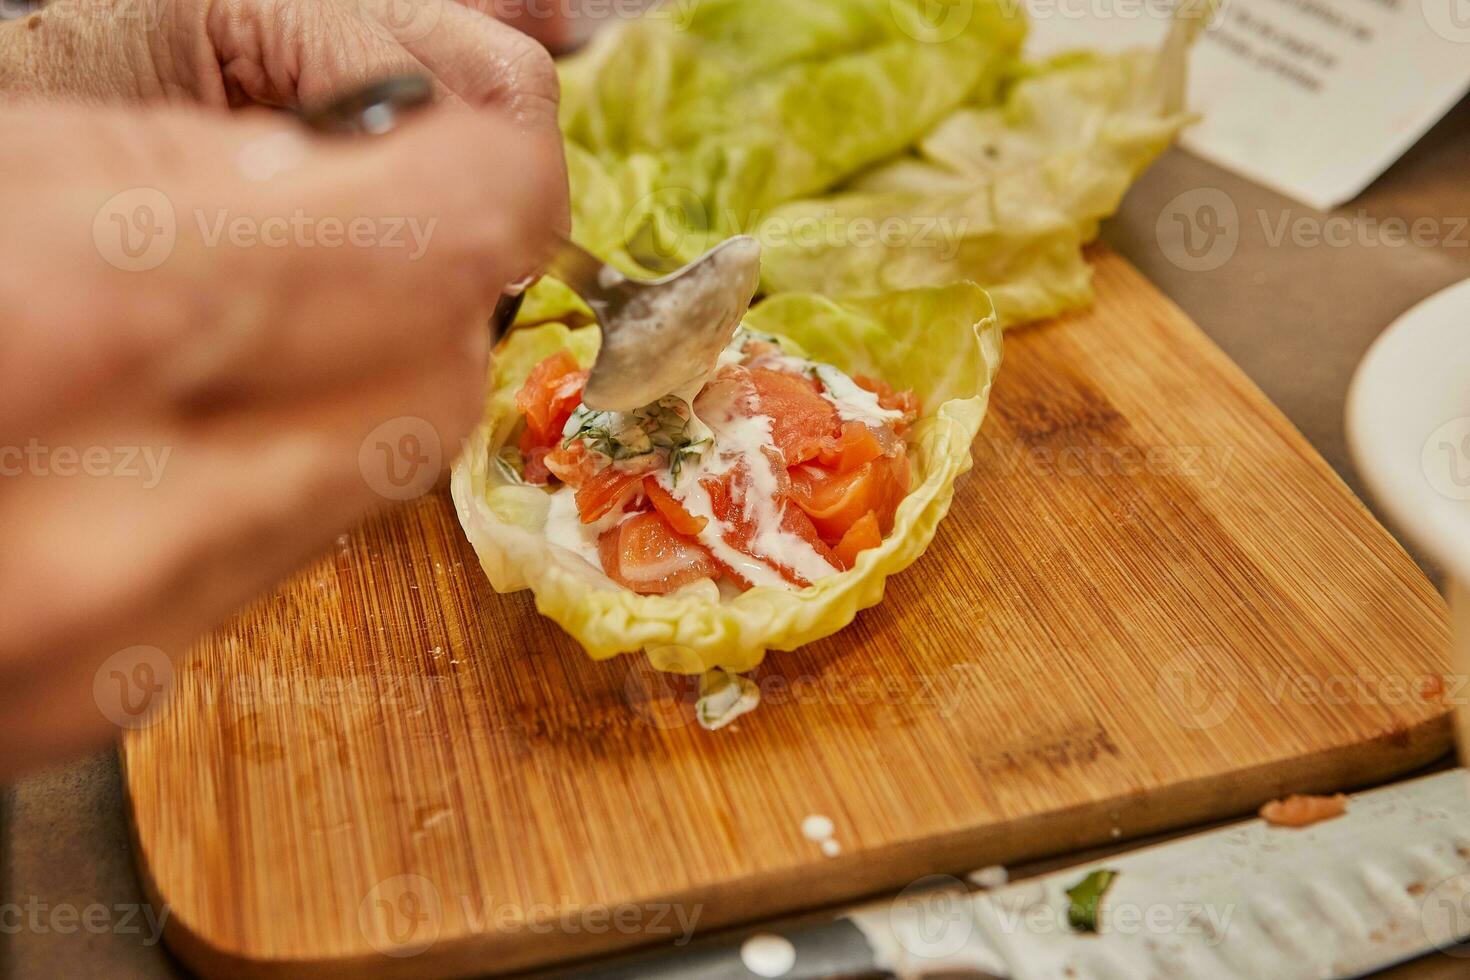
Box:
4;95;1468;979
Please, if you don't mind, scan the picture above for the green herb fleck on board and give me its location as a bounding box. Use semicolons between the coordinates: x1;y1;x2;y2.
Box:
1065;869;1117;933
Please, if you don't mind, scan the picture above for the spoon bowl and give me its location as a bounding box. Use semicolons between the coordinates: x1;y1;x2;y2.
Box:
550;236;763;412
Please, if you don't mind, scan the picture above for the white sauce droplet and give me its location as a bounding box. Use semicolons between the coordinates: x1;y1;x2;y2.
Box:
821;839;841;857
696;670;760;731
740;933;796;978
801;814;835;842
968;865;1008;889
555;328;899;595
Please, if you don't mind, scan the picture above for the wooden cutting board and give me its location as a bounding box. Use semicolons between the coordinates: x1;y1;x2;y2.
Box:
122;248;1453;979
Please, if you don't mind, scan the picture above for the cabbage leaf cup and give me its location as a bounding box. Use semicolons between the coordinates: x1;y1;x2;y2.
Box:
451;283;1002;674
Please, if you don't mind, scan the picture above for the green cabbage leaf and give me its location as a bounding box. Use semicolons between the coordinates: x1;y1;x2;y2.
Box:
451;283;1002;673
757;8;1213;325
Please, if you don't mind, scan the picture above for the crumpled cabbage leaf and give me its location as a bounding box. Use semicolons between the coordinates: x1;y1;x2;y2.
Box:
451;283;1002;674
757;7;1212;326
517;0;1026;325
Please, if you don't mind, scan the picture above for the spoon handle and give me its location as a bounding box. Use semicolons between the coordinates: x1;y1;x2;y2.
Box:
298;75;433;135
545;236;627;309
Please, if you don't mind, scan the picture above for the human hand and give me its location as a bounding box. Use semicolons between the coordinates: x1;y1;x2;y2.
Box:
0;0;560;117
0;100;561;778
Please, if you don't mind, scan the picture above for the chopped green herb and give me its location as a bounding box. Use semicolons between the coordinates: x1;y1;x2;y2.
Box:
1065;869;1117;933
564;397;711;479
695;669;760;731
670;438;711;483
493;450;528;485
733;326;783;349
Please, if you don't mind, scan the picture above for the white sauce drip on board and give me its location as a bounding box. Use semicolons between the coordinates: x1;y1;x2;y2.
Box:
801;814;842;856
740;934;797;978
801;814;834;841
696;669;761;730
968;865;1009;889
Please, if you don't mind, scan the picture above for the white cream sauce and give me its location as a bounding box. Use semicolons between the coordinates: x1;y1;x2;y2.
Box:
740;934;797;978
743;344;904;428
549;331;900;595
696;669;761;730
800;814;842;856
673;381;839;589
544;485;626;569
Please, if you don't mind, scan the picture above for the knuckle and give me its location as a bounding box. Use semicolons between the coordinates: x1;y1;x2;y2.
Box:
495;33;561;120
509;34;559;95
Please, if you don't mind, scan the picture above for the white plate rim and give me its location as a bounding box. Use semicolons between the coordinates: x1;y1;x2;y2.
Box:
1347;276;1470;583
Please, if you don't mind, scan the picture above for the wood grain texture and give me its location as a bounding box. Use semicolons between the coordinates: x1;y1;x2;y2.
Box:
122;248;1453;978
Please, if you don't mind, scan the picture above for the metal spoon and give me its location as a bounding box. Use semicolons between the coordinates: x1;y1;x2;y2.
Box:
301;76;763;413
546;234;761;411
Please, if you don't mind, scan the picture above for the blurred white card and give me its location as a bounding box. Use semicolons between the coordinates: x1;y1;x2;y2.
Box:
1023;0;1470;210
